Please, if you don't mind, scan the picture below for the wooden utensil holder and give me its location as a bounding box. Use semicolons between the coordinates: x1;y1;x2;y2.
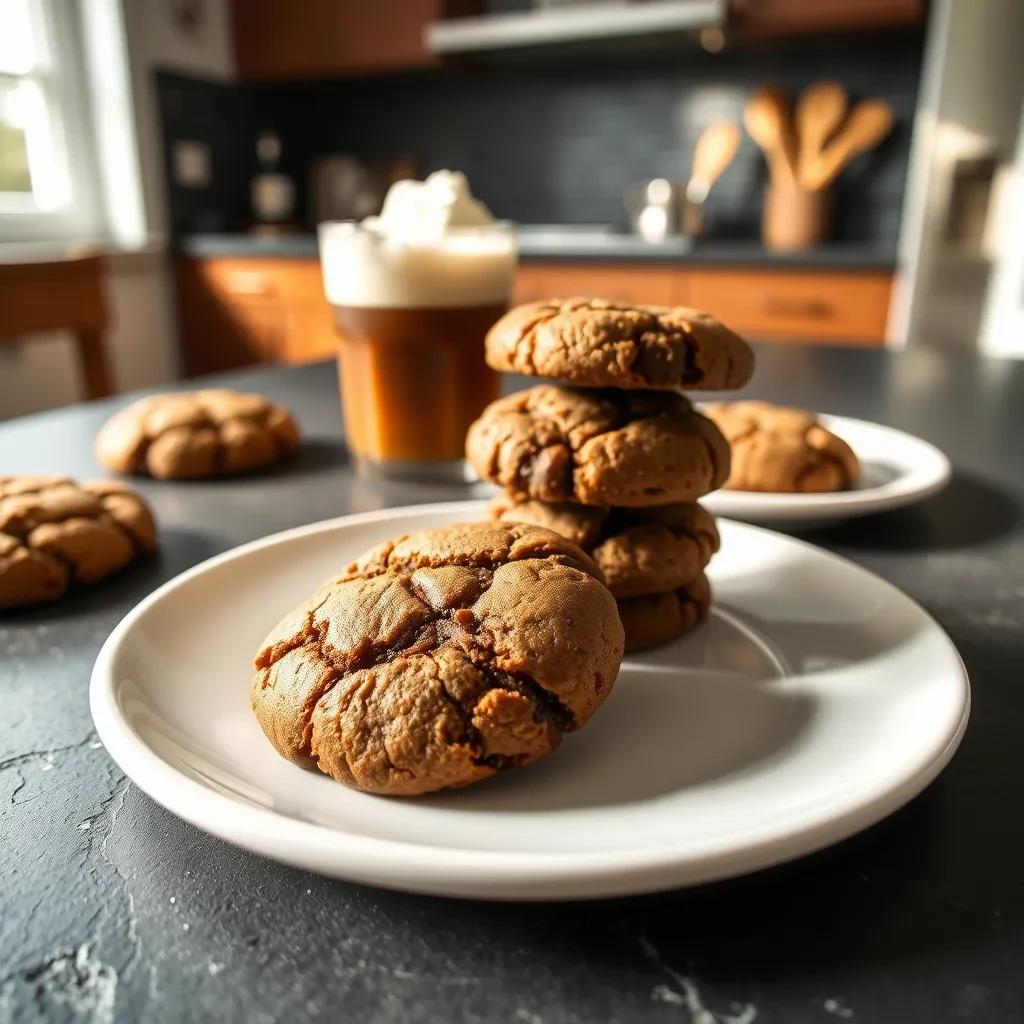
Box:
762;182;834;251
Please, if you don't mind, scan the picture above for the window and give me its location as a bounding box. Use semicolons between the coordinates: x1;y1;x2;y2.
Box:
0;0;103;241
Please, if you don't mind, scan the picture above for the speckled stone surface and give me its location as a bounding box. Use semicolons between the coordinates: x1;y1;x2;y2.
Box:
1;348;1022;1023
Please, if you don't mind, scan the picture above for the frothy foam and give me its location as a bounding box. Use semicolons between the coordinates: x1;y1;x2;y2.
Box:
318;171;516;309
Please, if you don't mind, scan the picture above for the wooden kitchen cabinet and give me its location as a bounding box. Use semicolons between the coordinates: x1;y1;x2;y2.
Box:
687;268;892;345
274;262;340;364
175;255;892;376
514;262;891;345
232;0;480;80
175;257;335;376
514;263;680;307
231;0;921;80
728;0;924;38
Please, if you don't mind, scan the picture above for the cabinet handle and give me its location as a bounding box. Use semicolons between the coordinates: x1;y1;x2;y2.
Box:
756;296;833;319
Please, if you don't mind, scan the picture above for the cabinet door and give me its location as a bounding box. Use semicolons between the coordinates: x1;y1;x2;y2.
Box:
176;259;287;376
514;263;677;306
279;261;339;364
687;269;892;345
233;0;474;79
729;0;923;38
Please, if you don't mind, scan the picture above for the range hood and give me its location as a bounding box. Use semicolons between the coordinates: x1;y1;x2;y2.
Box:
426;0;725;55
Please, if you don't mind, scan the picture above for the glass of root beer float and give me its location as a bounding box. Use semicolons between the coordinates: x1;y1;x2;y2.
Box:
318;171;516;480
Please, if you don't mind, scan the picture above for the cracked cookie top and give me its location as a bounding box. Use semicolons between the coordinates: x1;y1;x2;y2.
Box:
466;385;730;507
0;475;156;610
251;521;624;796
489;495;719;598
702;401;860;493
96;389;300;480
485;297;754;391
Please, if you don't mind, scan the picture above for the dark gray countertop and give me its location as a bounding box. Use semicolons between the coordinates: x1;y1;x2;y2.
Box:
2;345;1022;1023
176;231;899;270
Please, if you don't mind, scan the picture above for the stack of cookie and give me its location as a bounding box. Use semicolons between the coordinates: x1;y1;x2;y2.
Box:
466;298;754;652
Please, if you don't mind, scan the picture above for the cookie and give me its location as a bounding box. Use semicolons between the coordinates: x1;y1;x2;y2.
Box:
489;495;718;599
618;574;712;653
96;389;300;480
0;476;156;610
251;521;624;796
702;401;860;493
466;385;729;507
485;298;754;391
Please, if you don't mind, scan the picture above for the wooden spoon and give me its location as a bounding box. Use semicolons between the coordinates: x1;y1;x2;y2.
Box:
804;99;894;190
796;80;848;188
744;85;799;188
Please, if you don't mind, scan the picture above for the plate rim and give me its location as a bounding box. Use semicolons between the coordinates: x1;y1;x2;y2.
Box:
698;412;952;522
90;500;971;899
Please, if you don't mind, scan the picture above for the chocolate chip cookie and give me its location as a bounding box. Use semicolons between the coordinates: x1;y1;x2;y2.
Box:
485;298;754;391
466;386;729;507
489;494;718;599
618;574;712;653
0;476;156;610
96;389;301;480
702;401;860;493
252;521;624;796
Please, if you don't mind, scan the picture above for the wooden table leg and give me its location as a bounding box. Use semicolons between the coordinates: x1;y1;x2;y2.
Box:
74;328;113;399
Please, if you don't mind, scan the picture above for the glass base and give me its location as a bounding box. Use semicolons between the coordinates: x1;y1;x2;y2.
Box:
353;455;476;484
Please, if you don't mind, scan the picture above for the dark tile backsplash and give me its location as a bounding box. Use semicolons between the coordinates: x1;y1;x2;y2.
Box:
156;73;246;236
158;28;923;243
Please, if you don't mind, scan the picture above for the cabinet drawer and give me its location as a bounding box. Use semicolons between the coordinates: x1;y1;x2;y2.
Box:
515;263;677;307
178;257;338;370
687;269;892;345
176;259;286;375
195;259;282;298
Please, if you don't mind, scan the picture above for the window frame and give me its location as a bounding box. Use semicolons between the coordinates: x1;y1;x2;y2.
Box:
0;0;106;243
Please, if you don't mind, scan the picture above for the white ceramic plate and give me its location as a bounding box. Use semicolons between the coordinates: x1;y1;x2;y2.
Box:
699;413;952;525
91;501;969;900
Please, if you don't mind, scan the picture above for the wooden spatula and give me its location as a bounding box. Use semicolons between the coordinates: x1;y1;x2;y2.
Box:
682;121;741;236
687;122;741;204
744;85;799;188
804;99;894;190
796;80;848;189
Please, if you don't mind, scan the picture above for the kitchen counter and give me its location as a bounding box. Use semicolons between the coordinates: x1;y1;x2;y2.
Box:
2;344;1022;1022
176;230;899;270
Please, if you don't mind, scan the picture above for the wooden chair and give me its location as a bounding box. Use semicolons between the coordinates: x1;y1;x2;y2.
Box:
0;253;114;400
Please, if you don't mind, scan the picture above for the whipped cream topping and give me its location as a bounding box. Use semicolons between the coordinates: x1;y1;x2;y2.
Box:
319;171;516;309
370;170;495;239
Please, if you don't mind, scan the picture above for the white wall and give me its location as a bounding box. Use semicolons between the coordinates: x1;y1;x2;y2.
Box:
979;108;1024;355
0;0;235;420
